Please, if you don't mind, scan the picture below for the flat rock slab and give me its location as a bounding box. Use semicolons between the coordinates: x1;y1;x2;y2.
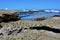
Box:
0;30;60;40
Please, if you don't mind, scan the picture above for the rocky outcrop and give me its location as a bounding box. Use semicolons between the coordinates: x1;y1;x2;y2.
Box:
0;18;60;40
0;12;20;22
2;13;19;22
0;12;20;29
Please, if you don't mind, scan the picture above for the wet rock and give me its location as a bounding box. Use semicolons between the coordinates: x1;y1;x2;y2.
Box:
2;13;19;22
36;17;47;21
53;15;60;17
0;12;20;23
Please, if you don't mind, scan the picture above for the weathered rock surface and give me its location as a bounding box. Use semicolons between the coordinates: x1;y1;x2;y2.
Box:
0;10;60;40
0;28;60;40
0;18;60;40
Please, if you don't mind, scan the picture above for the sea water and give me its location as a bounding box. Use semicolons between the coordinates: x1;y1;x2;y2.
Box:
19;12;60;20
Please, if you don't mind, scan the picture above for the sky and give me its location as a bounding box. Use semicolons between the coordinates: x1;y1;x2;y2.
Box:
0;0;60;10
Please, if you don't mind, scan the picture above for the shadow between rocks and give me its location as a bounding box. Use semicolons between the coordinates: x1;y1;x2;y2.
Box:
0;26;60;36
8;26;60;35
29;26;60;33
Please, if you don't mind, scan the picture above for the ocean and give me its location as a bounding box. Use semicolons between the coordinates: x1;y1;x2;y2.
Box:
19;12;60;20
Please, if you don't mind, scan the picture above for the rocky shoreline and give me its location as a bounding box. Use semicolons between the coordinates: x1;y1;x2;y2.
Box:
0;10;60;40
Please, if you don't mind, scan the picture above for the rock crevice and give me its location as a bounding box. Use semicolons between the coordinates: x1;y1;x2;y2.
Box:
29;26;60;33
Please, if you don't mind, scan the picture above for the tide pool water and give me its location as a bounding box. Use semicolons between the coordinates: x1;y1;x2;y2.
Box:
19;12;60;20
